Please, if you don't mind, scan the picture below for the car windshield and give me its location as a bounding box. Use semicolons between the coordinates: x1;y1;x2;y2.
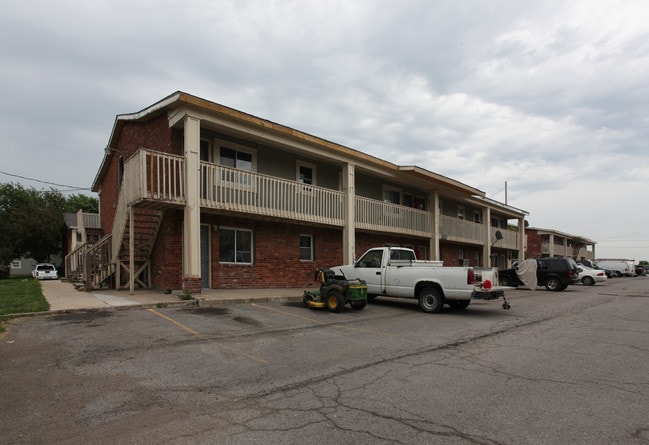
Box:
38;265;55;271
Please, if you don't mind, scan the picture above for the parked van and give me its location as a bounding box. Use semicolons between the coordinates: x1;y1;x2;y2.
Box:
595;259;635;277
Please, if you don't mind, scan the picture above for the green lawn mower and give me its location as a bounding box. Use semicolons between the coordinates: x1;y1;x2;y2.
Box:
303;267;368;312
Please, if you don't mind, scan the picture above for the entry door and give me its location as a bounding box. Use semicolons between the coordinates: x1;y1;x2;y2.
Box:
200;225;210;288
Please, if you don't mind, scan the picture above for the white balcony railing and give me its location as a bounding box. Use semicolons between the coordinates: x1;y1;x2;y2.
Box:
121;149;517;243
200;162;345;226
440;215;485;244
355;197;431;237
492;228;520;250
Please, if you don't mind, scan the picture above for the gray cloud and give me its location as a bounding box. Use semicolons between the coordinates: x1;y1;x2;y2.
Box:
2;0;648;258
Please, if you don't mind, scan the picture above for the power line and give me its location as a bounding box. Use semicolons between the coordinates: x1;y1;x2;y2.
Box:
0;170;91;191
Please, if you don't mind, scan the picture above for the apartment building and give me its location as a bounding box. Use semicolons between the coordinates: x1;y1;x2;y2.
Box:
73;91;527;293
525;227;596;261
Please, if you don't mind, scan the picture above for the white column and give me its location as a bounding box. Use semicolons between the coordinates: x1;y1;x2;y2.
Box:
342;163;355;264
518;217;526;261
483;207;491;267
183;116;201;284
431;190;440;261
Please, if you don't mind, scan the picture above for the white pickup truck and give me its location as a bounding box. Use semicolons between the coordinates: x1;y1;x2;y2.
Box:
329;246;480;313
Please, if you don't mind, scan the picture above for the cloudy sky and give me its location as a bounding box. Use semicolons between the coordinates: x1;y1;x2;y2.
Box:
2;0;648;260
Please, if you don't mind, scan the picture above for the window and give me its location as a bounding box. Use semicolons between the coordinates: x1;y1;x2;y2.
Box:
457;205;465;220
356;249;383;268
299;235;313;261
219;228;253;264
296;161;316;185
220;147;253;171
383;186;401;204
11;260;21;269
403;193;414;208
218;142;256;187
474;209;482;224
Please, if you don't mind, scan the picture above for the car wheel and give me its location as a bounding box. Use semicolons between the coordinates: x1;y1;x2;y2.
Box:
417;287;444;313
325;290;345;313
582;276;595;286
544;277;562;291
615;271;622;278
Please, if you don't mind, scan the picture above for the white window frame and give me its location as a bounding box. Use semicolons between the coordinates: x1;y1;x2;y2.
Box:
218;227;254;264
296;160;316;193
296;161;316;185
383;185;402;205
11;260;21;269
299;234;314;261
216;139;257;190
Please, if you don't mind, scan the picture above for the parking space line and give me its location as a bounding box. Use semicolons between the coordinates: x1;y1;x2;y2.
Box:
147;309;267;364
250;303;394;336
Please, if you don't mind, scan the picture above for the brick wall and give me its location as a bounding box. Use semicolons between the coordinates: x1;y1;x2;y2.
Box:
206;215;342;289
99;115;181;233
525;230;542;258
439;242;483;267
150;209;184;291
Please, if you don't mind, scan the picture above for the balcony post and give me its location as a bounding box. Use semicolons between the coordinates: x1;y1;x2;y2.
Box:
518;217;526;262
483;207;491;267
431;190;440;261
342;163;355;264
182;115;202;293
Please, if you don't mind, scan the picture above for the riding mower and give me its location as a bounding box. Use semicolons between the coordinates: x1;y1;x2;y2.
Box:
303;267;368;312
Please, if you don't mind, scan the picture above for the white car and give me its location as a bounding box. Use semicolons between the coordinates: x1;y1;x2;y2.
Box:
577;265;607;286
32;263;58;280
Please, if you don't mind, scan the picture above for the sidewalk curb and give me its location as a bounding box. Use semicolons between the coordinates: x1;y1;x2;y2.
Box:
2;295;305;320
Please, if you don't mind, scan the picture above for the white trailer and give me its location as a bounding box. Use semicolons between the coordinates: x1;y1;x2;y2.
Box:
595;259;635;277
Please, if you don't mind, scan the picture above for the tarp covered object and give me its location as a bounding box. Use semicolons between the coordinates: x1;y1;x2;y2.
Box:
516;259;538;290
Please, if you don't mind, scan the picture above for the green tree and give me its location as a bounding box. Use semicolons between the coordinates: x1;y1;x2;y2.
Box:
0;183;66;265
64;193;98;213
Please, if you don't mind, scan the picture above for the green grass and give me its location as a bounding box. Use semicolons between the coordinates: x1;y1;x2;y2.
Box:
0;277;50;316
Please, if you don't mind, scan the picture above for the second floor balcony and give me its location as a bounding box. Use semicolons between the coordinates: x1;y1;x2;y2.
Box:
124;149;432;238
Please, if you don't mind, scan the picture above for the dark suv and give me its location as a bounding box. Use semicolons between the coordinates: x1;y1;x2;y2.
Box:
499;257;579;291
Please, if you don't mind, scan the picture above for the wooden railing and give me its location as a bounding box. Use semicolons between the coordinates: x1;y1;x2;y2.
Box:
126;149;185;205
355;197;431;237
64;233;113;288
492;228;520;250
200;163;345;226
120;149;520;242
440;215;485;243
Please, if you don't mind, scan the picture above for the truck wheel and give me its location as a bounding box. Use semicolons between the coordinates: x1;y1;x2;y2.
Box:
417;287;444;313
448;300;470;310
544;277;562;291
326;290;345;313
350;300;367;310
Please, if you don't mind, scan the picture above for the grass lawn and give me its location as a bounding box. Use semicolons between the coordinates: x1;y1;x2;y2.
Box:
0;277;50;317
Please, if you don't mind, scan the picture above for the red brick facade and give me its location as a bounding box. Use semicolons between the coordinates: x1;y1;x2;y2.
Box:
439;242;483;267
99;116;181;233
146;208;435;290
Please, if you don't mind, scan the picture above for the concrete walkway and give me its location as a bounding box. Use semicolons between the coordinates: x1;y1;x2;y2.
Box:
40;279;310;312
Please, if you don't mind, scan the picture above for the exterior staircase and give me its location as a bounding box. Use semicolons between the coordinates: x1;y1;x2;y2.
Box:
113;208;163;289
65;184;163;290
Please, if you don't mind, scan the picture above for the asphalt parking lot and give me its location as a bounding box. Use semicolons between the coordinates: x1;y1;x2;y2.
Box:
2;279;649;444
